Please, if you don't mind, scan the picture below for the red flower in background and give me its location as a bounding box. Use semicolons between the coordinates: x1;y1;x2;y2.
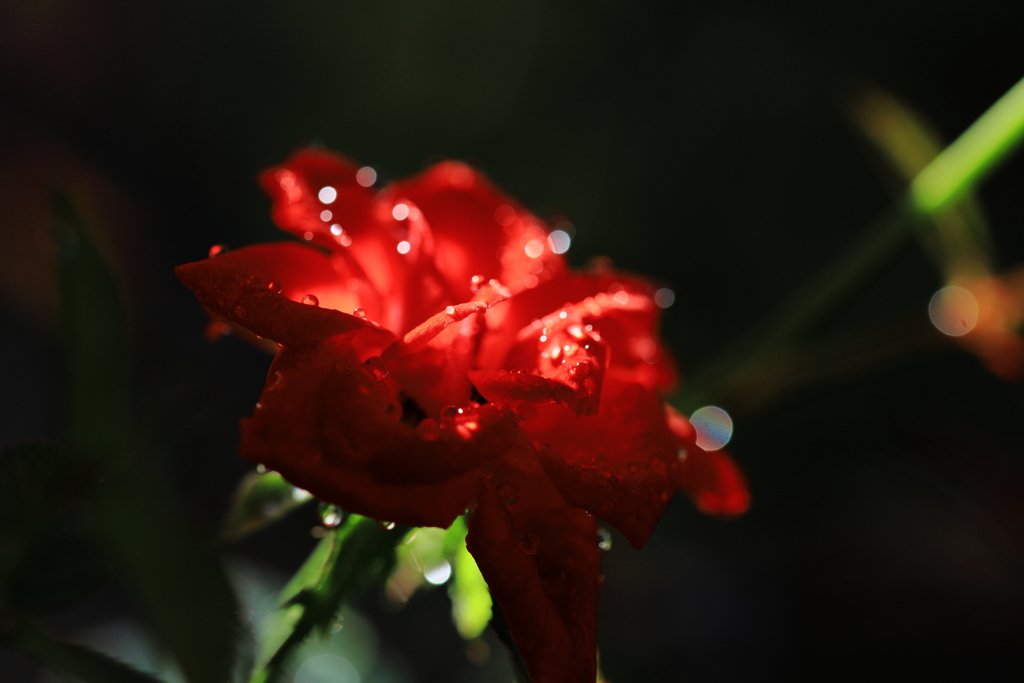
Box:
176;149;749;683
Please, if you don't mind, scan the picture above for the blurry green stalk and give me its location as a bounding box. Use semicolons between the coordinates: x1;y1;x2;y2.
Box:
680;74;1024;414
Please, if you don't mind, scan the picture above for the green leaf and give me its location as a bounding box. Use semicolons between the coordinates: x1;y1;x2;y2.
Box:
447;517;492;640
54;197;240;683
6;620;166;683
222;470;314;542
249;516;408;683
0;442;108;613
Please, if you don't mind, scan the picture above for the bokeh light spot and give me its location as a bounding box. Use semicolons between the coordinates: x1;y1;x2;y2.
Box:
424;560;452;585
396;240;411;254
691;406;733;451
548;229;572;254
355;166;377;187
318;186;337;204
654;288;675;308
392;203;410;221
524;238;545;259
928;285;979;336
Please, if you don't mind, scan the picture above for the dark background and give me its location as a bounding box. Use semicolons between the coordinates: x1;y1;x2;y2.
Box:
4;1;1024;681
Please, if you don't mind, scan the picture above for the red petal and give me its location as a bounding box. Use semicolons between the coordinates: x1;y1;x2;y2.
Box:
176;243;379;347
467;369;577;409
258;148;375;255
260;149;454;334
383;281;512;416
488;315;608;416
239;339;520;528
383;280;510;360
666;406;751;517
478;271;677;393
524;379;681;549
392;161;565;299
466;449;599;683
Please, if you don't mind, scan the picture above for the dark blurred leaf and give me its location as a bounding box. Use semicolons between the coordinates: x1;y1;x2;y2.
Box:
0;441;108;613
6;620;165;683
222;470;314;542
54;197;240;683
250;515;408;683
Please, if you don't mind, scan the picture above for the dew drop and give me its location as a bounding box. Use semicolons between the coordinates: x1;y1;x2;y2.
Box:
353;308;367;318
363;356;389;380
470;274;486;293
302;294;319;306
597;527;612;551
498;483;519;507
417;419;441;441
377;520;396;531
267;281;283;294
445;305;456;315
208;244;229;258
519;533;540;555
440;405;458;421
319;503;343;528
255;464;268;475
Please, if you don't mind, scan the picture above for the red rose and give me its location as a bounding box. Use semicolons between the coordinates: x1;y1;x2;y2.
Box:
176;148;749;683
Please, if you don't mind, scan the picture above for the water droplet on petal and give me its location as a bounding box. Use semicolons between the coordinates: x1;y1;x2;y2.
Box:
255;464;268;475
445;306;456;315
363;356;389;380
208;244;229;258
353;308;366;318
597;527;612;551
470;274;486;293
498;483;519;507
319;503;343;528
519;533;540;555
302;294;319;306
416;419;441;441
377;520;396;531
264;282;281;294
